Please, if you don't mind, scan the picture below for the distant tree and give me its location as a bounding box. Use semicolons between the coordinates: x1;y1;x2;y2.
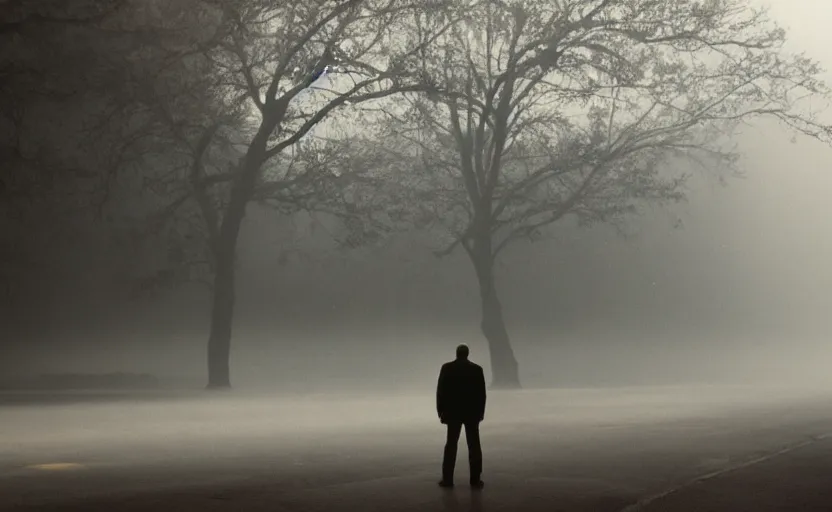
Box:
364;0;832;388
0;0;241;310
94;1;243;299
0;0;133;307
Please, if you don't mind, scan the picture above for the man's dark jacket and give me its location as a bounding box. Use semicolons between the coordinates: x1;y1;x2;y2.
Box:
436;359;487;423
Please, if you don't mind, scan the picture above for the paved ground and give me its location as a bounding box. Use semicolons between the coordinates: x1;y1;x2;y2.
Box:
2;385;832;512
634;435;832;512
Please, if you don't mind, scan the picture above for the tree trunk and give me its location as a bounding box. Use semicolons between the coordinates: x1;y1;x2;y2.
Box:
206;243;235;389
204;167;258;389
471;243;520;389
203;110;276;390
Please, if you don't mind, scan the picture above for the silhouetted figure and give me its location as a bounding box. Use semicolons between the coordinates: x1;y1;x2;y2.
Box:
436;344;487;489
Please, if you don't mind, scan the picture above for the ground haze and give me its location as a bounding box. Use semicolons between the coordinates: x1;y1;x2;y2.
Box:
3;384;832;511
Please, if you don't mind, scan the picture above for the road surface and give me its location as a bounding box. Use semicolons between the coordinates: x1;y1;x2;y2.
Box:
2;384;832;511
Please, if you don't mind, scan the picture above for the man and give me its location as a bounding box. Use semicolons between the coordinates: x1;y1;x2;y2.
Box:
436;344;487;489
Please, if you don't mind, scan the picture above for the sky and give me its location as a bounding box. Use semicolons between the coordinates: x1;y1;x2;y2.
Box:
3;0;832;390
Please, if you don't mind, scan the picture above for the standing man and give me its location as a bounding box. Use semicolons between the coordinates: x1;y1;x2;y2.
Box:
436;344;487;489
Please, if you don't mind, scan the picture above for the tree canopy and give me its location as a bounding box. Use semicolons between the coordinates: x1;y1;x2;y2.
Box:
336;0;832;386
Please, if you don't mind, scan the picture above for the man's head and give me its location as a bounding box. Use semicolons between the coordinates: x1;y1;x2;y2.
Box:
455;344;469;360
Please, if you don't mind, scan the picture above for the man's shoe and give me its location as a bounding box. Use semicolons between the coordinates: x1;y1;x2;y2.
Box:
470;480;484;489
438;480;454;488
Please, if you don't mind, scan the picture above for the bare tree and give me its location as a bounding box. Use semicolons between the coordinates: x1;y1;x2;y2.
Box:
163;0;455;388
368;0;832;388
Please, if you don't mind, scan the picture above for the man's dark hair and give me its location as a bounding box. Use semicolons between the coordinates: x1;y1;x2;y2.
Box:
456;344;469;359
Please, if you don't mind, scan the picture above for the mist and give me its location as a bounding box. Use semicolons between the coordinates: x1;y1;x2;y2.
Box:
5;115;832;391
4;1;832;510
0;1;830;395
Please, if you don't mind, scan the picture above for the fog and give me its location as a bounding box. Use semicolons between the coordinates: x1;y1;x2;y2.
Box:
6;116;832;391
0;1;831;396
1;3;832;387
5;2;832;510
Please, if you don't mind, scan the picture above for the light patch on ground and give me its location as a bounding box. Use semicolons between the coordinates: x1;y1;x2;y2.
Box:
25;462;86;471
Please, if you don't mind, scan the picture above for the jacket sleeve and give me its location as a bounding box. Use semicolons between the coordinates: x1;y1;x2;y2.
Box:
436;365;447;417
477;367;487;420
